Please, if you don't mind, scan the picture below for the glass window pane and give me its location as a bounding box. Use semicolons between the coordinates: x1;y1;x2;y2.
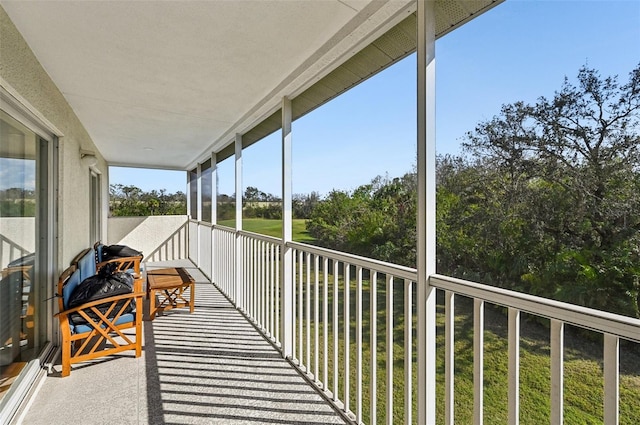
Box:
0;110;42;401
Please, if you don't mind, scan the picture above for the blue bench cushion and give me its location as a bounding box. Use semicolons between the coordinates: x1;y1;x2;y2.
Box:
62;268;82;310
71;312;136;335
78;248;97;281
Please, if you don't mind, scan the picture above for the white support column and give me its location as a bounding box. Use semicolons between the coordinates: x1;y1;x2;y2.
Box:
235;134;243;307
211;152;217;284
280;96;294;358
197;162;202;222
186;171;191;219
195;162;202;266
417;1;437;424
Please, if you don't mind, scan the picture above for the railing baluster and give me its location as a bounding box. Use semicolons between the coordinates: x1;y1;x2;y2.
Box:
445;290;455;425
333;259;339;401
306;252;312;372
404;278;412;425
275;244;280;344
323;256;329;390
257;241;264;329
508;308;520;425
370;271;378;425
356;266;363;423
603;333;619;425
550;319;564;425
298;250;304;366
265;242;270;334
240;235;244;312
267;242;272;335
270;243;276;338
292;248;297;362
474;299;484;425
264;243;274;339
386;274;394;425
314;254;320;382
252;238;257;321
344;263;350;413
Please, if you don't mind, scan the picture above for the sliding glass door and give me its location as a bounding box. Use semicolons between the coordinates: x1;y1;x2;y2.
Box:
0;109;51;403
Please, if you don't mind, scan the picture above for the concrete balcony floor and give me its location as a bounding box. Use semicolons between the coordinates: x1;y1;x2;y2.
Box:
21;260;348;425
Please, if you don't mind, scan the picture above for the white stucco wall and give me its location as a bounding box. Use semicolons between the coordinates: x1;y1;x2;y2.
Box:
0;6;108;268
107;215;188;262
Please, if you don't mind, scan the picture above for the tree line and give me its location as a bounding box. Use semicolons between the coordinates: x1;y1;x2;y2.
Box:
306;64;640;318
216;187;321;220
0;188;36;217
109;184;186;216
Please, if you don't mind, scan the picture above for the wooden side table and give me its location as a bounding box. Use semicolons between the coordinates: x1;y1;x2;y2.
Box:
146;267;195;320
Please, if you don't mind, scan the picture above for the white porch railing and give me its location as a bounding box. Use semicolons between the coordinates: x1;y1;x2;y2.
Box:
195;220;640;425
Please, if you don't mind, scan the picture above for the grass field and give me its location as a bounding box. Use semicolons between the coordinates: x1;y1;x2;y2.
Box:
214;218;640;423
217;218;314;242
290;271;640;424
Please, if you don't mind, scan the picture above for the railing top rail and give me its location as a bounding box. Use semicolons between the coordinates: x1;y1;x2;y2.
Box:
238;229;281;244
212;224;236;233
431;274;640;343
199;221;213;228
287;241;418;281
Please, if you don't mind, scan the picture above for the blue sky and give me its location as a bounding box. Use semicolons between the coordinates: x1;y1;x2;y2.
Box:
110;0;640;197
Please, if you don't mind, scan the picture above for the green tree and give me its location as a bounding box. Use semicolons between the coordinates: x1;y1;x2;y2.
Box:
458;63;640;316
109;184;186;216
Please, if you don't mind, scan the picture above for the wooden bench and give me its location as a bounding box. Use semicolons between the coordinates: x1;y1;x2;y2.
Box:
147;267;195;320
57;246;143;377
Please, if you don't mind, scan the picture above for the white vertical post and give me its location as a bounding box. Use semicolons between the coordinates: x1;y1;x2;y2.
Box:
298;250;304;364
386;275;394;425
235;134;243;307
281;96;293;358
356;266;363;423
370;271;378;425
333;259;340;401
417;1;437;424
211;152;217;285
405;278;413;425
550;320;564;425
343;263;351;413
276;244;281;343
314;254;320;381
445;291;455;425
603;334;619;425
323;256;329;389
306;252;311;370
195;162;202;266
474;299;484;425
508;308;520;425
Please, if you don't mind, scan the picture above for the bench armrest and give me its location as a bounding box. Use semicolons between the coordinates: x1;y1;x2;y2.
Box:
56;290;145;318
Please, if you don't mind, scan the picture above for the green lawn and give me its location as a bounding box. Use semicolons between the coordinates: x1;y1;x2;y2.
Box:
217;218;314;242
212;219;640;423
289;272;640;425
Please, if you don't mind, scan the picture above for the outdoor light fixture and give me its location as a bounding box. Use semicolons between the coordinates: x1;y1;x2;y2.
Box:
80;148;97;167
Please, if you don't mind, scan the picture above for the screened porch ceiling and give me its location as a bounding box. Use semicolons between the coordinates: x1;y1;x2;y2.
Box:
1;0;502;170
